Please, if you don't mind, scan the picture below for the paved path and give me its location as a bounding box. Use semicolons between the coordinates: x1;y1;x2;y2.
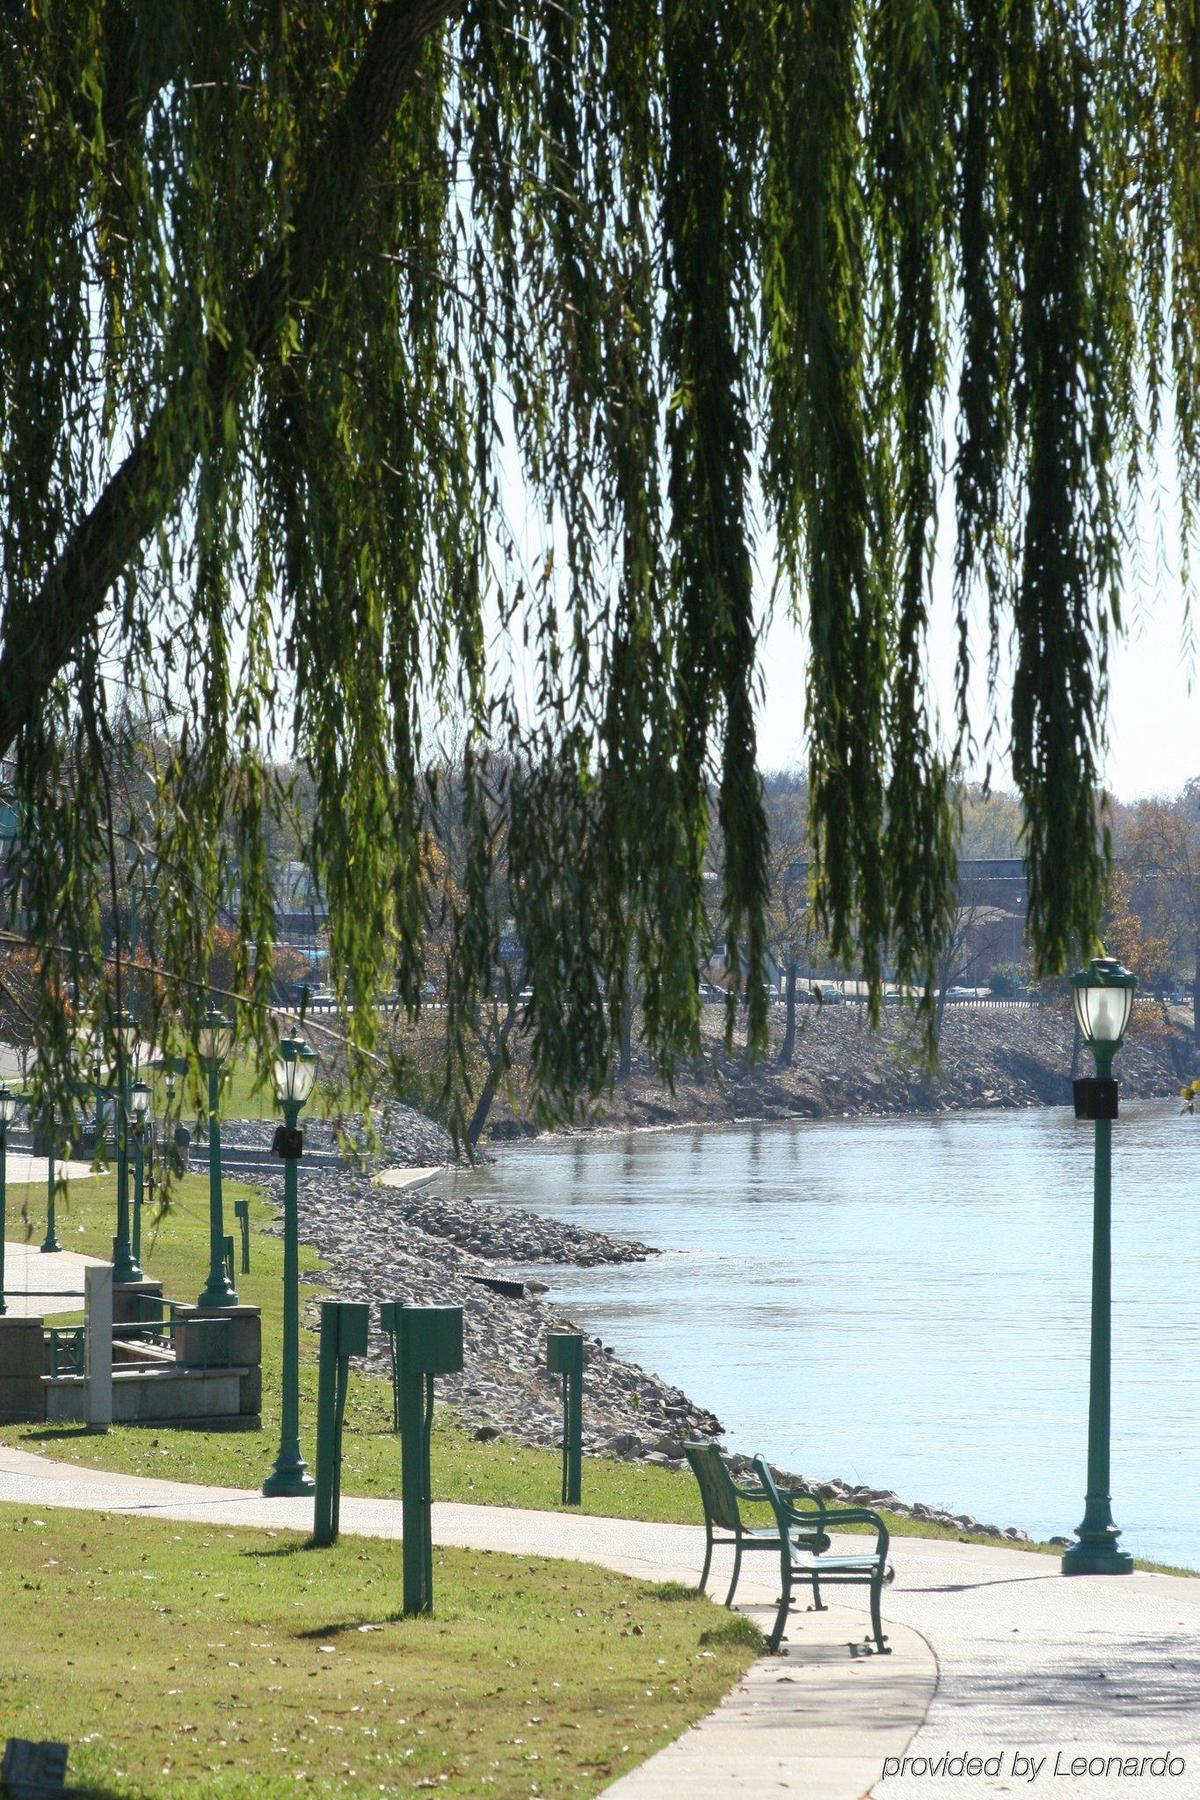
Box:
0;1445;1196;1796
2;1234;107;1316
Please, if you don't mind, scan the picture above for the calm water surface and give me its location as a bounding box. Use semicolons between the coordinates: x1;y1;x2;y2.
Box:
446;1101;1200;1570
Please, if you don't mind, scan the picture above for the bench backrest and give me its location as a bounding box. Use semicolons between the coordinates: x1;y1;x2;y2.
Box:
684;1441;744;1532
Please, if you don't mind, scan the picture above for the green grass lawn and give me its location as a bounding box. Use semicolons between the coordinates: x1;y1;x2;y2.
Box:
1;1502;758;1798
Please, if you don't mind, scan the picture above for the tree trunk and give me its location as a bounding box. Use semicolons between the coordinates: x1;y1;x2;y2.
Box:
778;958;798;1066
0;0;462;756
465;999;517;1151
1192;939;1200;1042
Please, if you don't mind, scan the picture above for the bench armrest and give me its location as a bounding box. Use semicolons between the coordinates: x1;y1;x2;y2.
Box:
731;1480;772;1504
751;1455;889;1560
750;1455;828;1527
792;1503;890;1558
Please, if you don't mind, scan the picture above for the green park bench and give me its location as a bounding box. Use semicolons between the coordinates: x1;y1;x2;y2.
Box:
684;1440;832;1609
683;1441;894;1655
753;1454;894;1655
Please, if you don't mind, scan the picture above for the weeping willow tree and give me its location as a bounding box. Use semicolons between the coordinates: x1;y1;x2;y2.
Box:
0;0;1197;1131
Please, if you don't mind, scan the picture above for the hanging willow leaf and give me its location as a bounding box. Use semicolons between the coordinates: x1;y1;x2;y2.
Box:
0;0;1193;1132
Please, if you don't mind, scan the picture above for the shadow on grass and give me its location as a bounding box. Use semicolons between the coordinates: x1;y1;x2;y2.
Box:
295;1615;408;1639
239;1538;323;1559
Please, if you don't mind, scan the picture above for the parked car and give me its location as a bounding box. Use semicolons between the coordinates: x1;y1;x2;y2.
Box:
811;982;844;1004
945;985;976;1000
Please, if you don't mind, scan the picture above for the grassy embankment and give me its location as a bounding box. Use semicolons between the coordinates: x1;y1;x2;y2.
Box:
1;1503;758;1798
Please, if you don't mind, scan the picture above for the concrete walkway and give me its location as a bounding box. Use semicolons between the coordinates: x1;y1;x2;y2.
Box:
2;1234;107;1316
1;1444;1196;1796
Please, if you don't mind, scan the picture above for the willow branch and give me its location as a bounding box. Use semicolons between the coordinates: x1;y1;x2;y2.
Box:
0;0;462;754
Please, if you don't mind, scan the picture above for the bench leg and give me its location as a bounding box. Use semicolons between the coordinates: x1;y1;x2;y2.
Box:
869;1576;890;1654
810;1573;825;1611
698;1529;713;1595
766;1548;791;1651
724;1540;743;1608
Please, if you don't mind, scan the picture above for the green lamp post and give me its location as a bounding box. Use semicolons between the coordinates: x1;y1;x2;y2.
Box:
1062;955;1136;1577
263;1031;319;1497
0;1086;20;1314
40;1110;63;1254
129;1079;151;1268
197;1008;237;1308
110;1008;143;1284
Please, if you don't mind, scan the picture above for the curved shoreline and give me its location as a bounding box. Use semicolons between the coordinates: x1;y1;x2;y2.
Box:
227;1108;1045;1551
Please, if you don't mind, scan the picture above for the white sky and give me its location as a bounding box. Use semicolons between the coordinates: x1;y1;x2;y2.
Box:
755;582;1198;804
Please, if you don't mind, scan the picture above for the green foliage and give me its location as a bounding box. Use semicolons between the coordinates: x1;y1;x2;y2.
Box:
1;2;1196;1130
698;1612;765;1650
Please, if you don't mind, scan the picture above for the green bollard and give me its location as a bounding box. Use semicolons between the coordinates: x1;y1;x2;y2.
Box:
311;1300;370;1547
381;1302;463;1615
233;1198;251;1273
547;1333;584;1505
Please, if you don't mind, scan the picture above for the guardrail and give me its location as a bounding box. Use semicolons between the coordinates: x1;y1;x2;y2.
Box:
44;1304;234;1376
126;1294;234;1369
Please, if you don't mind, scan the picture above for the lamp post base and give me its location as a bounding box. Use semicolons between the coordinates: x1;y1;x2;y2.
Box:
111;1238;142;1283
1062;1538;1134;1576
40;1230;63;1254
197;1273;238;1310
263;1455;315;1498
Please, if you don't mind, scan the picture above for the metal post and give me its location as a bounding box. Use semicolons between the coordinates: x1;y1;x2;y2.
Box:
132;1124;144;1266
311;1305;341;1545
400;1370;434;1613
198;1056;236;1307
41;1131;62;1254
389;1304;463;1615
146;1125;156;1221
263;1099;314;1496
547;1333;584;1505
112;1071;141;1282
564;1367;582;1505
310;1301;368;1542
234;1198;251;1272
1063;1039;1133;1575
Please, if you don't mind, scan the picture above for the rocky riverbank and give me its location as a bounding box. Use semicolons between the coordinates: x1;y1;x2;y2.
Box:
230;1103;1036;1545
229;1108;721;1463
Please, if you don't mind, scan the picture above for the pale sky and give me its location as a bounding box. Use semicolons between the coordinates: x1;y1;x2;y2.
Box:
755;583;1198;804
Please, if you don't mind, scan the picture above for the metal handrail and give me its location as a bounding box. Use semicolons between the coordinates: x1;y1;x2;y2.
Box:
43;1311;234;1375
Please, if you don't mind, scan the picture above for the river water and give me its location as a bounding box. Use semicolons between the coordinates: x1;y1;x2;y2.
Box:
444;1100;1200;1570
